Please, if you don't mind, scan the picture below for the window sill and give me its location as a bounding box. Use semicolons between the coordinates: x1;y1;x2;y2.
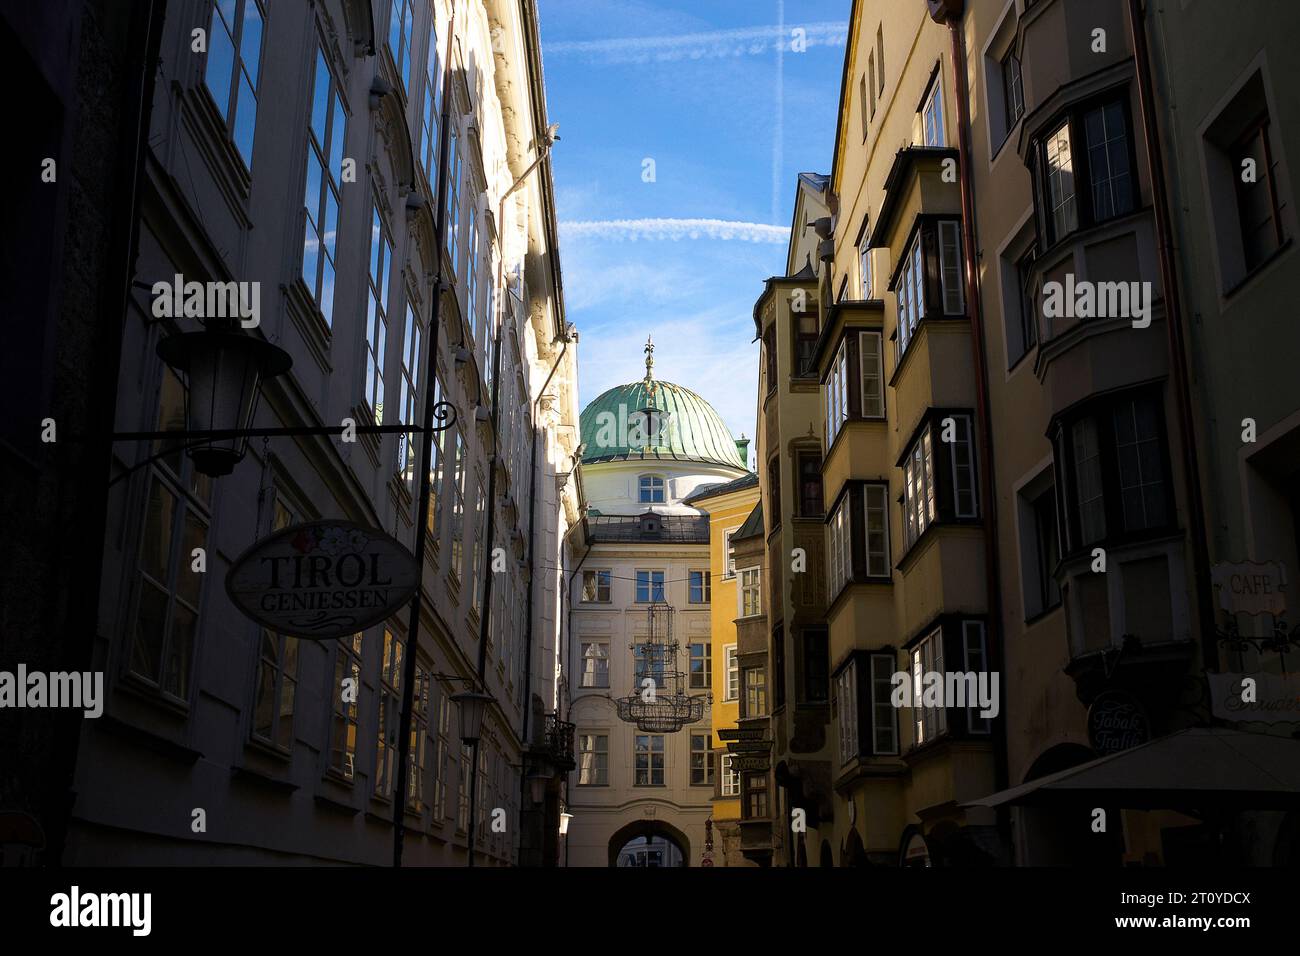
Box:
1223;236;1293;300
1023;601;1063;628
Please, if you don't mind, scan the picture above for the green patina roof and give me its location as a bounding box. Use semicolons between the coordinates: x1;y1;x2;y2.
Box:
580;379;745;469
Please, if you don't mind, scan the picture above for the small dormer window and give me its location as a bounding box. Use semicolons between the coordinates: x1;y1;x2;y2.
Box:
639;475;665;503
639;513;661;536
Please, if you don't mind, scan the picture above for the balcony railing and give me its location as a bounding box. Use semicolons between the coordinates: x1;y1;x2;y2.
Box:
544;713;576;771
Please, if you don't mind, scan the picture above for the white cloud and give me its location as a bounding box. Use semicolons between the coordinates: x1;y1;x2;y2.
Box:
544;21;848;64
561;218;789;244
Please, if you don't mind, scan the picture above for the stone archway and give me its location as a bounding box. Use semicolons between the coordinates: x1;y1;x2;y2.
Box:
607;819;692;867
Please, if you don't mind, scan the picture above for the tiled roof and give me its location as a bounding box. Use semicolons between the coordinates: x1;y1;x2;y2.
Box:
585;511;710;544
682;471;759;504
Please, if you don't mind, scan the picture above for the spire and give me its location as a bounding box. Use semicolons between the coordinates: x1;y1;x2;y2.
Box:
643;334;655;386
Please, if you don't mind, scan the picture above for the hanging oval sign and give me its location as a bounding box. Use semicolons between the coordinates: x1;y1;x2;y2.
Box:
225;520;419;640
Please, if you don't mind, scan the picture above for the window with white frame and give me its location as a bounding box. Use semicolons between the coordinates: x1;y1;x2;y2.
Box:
722;528;738;578
910;629;947;745
902;428;936;547
448;428;466;575
432;683;450;821
739;568;761;618
638;474;666;503
724;644;738;701
938;220;965;314
828;495;850;598
635;570;665;603
582;569;611;603
302;46;346;326
963;621;991;734
923;74;945;147
466;203;479;342
690;732;714;786
864;483;890;577
633;734;665;786
446;123;461;265
425;371;447;539
470;475;486;612
744;667;767;718
364;204;391;425
328;633;363;780
203;0;265;167
1044;118;1078;241
406;655;432;810
720;754;740;796
374;628;404;798
859;239;873;298
870;653;899;754
456;744;470;830
859;331;884;418
689;569;711;604
578;732;608;785
580;641;609;688
896;231;925;358
388;0;418;92
949;414;978;518
825;339;849;446
397;301;422;485
688;641;711;689
836;660;858;765
476;746;488;837
419;25;440;189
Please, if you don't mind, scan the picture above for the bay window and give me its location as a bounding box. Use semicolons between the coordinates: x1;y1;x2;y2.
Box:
893;219;965;362
1036;95;1136;246
900;413;978;551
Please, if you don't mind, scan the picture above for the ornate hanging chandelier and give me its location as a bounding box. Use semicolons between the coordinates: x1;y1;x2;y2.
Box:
614;604;708;734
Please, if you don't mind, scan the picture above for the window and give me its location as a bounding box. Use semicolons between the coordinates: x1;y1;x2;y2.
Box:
446;124;461;266
432;685;451;821
860;331;884;418
949;414;978;518
836;660;858;765
938;220;965;314
689;641;712;689
470;475;487;611
1021;479;1062;619
722;528;738;578
397;302;422;484
797;451;824;517
794;299;819;376
744;667;767;718
859;240;873;298
448;428;466;575
419;28;441;189
639;474;665;503
456;744;470;831
635;570;665;603
328;633;363;780
724;644;738;701
910;629;947;745
739;568;761;618
923;75;945;147
767;457;782;528
476;746;488;836
963;622;991;734
1054;393;1171;552
203;0;265;166
802;629;829;704
825;339;849;445
582;570;611;603
388;0;417;92
1038;97;1135;245
302;48;346;326
374;628;404;798
634;643;667;689
772;624;786;709
466;204;480;343
743;772;769;819
426;372;447;539
720;754;740;796
690;732;714;786
1008;246;1038;364
895;230;925;357
870;653;899;754
689;570;711;605
902;428;936;547
856;483;887;577
405;656;432;810
876;24;885;95
633;735;665;786
580;641;609;688
828;496;849;598
130;368;211;700
1002;50;1024;129
578;733;608;785
860;72;871;139
252;628;297;752
364;204;391;425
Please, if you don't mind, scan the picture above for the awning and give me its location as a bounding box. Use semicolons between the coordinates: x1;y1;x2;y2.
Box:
965;727;1300;811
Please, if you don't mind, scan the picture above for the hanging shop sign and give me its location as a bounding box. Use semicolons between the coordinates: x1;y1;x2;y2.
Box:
1208;672;1300;723
1211;561;1288;617
1086;690;1151;755
731;755;769;773
726;739;773;755
226;520;419;640
717;727;766;742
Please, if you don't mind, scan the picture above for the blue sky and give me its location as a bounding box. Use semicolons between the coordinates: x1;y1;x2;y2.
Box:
538;0;850;449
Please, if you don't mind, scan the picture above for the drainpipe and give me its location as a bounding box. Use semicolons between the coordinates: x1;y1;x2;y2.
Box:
517;331;571;864
930;0;1012;839
1125;0;1217;670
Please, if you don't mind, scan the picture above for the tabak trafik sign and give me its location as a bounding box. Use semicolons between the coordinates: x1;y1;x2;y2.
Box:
226;520;419;640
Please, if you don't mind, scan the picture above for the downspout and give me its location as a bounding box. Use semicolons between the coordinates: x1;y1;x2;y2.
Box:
931;0;1012;833
1125;0;1217;670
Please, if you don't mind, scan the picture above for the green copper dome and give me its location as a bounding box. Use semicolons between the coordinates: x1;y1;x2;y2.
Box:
579;339;747;470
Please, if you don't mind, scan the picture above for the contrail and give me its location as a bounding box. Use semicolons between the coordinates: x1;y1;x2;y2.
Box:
560;218;790;244
544;21;847;64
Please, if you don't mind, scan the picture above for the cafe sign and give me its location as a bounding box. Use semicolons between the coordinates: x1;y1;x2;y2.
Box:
1208;672;1300;723
226;520;419;641
1086;690;1151;755
1211;560;1288;617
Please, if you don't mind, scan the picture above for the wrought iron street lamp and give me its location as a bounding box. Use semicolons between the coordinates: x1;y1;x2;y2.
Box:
451;689;495;747
156;326;292;477
559;811;573;836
